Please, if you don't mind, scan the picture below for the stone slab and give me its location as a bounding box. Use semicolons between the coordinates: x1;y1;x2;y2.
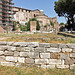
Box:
6;56;17;62
49;59;61;65
40;53;50;58
35;59;49;65
1;62;15;66
57;65;69;69
70;53;75;58
18;57;25;63
0;51;4;55
5;51;14;56
47;48;61;53
62;48;72;52
26;58;34;64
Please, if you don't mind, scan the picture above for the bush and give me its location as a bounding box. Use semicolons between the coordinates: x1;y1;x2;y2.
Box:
19;25;27;31
26;18;40;31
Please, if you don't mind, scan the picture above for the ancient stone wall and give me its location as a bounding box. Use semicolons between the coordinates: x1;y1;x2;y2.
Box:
0;42;75;69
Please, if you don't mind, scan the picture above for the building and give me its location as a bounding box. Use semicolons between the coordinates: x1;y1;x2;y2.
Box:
13;7;59;32
0;0;14;32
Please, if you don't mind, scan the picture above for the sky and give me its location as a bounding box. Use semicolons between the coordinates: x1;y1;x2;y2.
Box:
13;0;66;24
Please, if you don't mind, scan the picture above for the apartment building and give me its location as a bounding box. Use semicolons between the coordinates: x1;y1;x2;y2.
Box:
0;0;14;31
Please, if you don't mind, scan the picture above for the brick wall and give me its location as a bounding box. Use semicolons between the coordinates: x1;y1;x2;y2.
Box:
0;42;75;69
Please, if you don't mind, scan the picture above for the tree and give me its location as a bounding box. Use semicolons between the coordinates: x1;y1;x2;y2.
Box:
54;0;75;30
59;22;64;25
26;18;40;31
50;21;54;27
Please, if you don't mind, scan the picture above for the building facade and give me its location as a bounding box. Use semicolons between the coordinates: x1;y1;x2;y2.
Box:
13;7;59;32
0;0;14;31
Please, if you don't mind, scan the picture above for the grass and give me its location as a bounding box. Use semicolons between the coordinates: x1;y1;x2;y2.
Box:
0;65;74;75
0;33;75;44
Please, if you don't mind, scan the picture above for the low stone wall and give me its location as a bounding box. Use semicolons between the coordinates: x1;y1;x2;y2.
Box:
0;42;75;69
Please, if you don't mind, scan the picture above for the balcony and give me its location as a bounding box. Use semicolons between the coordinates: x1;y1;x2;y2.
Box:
0;2;13;8
0;11;13;15
3;0;14;5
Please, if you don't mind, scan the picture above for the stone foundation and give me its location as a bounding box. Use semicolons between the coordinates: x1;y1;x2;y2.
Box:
0;42;75;69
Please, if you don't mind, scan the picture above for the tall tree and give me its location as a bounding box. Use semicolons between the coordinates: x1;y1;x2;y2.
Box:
54;0;75;30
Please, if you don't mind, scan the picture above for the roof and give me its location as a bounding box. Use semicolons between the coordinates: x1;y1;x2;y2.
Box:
14;6;32;11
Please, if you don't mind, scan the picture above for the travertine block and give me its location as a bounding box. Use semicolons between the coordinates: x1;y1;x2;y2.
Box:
18;57;25;63
35;59;49;65
47;48;61;53
62;48;72;52
40;53;50;58
6;56;17;62
49;59;61;65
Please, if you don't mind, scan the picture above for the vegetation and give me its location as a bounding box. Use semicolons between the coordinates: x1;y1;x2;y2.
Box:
0;33;75;44
60;22;65;25
13;21;27;31
26;18;40;31
19;25;27;31
50;21;54;27
54;0;75;30
0;65;74;75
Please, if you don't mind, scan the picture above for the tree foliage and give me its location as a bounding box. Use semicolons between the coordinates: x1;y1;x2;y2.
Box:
59;22;65;25
50;21;54;27
54;0;75;30
26;18;40;31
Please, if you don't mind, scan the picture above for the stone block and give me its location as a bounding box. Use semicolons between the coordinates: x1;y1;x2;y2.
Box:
60;53;69;60
35;59;49;65
62;48;72;52
67;44;75;48
0;56;5;61
58;44;67;48
39;43;50;48
8;46;16;51
14;42;28;47
16;47;21;51
65;58;74;65
70;53;75;58
0;51;4;55
27;42;39;47
73;49;75;52
20;52;29;57
0;41;7;45
47;48;61;53
35;47;46;52
29;52;39;58
6;56;17;62
57;65;69;69
1;62;15;66
14;51;20;56
50;53;59;59
47;65;55;69
41;65;46;69
26;58;34;64
70;64;75;69
49;59;61;65
18;57;25;63
40;53;50;58
5;51;14;56
7;42;14;46
50;44;58;48
0;46;8;51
